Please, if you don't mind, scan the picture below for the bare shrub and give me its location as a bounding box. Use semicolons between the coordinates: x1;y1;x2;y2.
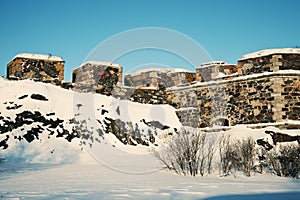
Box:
264;144;300;178
255;147;268;174
155;129;299;179
206;134;217;174
218;134;239;175
238;137;256;176
265;148;282;176
154;128;207;176
277;144;300;178
218;135;256;176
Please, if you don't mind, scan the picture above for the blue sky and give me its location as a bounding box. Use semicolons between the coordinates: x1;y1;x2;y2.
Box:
0;0;299;81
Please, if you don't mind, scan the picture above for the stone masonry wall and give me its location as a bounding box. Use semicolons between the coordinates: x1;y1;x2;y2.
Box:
281;54;300;70
237;54;300;76
72;63;122;95
112;86;171;105
70;51;300;128
7;58;64;84
170;74;300;128
280;76;300;120
196;64;237;82
124;70;196;88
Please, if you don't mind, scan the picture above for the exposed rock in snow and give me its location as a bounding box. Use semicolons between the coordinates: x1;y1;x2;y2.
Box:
0;78;181;165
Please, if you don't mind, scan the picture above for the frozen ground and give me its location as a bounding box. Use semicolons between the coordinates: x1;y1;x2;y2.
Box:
0;162;299;200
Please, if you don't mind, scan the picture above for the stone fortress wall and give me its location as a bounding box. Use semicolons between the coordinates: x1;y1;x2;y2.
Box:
6;48;300;128
124;68;196;88
170;49;300;127
7;53;64;84
171;73;300;128
72;61;122;95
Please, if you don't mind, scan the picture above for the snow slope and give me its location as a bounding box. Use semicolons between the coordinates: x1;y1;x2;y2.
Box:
0;77;180;172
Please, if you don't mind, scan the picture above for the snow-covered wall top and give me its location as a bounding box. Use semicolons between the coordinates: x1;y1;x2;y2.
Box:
198;61;227;69
237;49;300;76
129;67;191;76
12;53;64;62
7;53;65;83
239;48;300;61
74;61;121;70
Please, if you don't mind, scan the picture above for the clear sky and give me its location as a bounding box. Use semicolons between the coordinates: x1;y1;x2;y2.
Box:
0;0;299;81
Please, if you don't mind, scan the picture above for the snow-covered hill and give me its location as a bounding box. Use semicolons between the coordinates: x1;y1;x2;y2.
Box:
0;77;181;171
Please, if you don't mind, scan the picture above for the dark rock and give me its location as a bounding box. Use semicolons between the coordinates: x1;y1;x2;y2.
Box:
31;94;48;101
18;95;28;100
116;106;120;115
46;112;55;116
23;126;44;143
265;130;300;145
0;135;9;149
101;109;109;115
6;104;22;110
257;138;273;150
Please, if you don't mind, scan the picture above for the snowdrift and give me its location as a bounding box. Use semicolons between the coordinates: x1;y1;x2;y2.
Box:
0;78;181;172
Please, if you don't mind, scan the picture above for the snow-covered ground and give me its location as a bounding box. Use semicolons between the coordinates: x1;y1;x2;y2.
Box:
0;162;299;200
0;78;300;199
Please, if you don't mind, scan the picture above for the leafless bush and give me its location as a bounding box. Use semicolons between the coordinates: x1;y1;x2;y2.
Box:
155;129;299;179
218;135;256;176
237;137;256;176
255;147;268;174
278;144;300;178
154;128;207;176
262;144;300;178
218;134;239;175
206;134;217;174
265;148;282;176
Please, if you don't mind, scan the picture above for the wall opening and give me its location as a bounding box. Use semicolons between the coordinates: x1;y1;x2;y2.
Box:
212;117;230;126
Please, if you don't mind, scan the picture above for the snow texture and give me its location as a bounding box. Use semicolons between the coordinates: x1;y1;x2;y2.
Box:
12;53;63;62
198;61;227;69
129;67;191;76
239;48;300;60
74;60;121;70
0;77;180;168
169;70;300;90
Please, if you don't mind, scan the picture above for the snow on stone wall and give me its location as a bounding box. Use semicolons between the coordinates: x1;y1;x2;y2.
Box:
170;72;300;128
7;54;64;83
238;53;300;76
